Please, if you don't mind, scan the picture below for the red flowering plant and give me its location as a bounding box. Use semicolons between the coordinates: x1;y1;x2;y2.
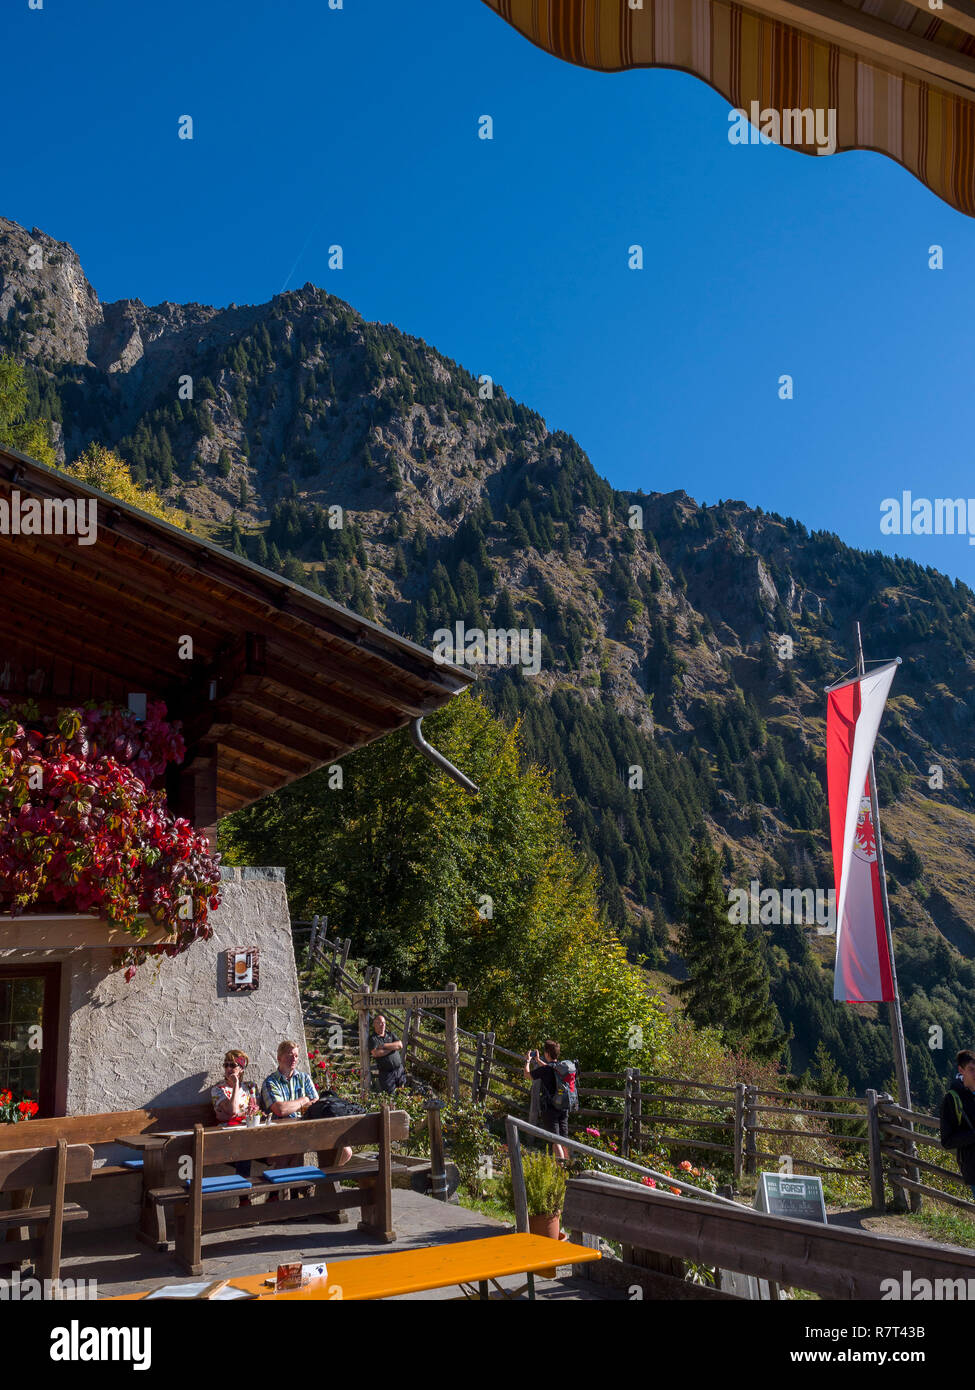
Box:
0;698;221;979
0;1089;38;1122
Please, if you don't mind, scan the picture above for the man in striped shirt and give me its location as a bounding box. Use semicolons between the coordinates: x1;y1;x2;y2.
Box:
261;1040;353;1175
261;1040;319;1118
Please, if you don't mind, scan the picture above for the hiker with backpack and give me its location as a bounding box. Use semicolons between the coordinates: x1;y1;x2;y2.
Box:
939;1049;975;1197
525;1039;578;1160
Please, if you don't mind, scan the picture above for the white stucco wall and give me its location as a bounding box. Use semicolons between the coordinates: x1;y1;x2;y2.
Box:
65;866;307;1112
1;868;310;1229
0;867;308;1115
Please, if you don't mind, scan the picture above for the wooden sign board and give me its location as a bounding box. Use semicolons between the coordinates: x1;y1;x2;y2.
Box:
756;1172;828;1224
351;990;468;1009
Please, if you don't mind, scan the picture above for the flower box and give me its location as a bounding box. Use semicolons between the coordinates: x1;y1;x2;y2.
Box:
0;911;176;951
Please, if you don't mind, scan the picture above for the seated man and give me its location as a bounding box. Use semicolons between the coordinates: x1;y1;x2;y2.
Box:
262;1040;352;1167
369;1013;407;1094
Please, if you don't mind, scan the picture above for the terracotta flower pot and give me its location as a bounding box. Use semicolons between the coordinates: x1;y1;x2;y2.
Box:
528;1212;565;1276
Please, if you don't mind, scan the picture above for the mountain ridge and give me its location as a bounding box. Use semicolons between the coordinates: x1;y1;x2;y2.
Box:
3;212;975;1104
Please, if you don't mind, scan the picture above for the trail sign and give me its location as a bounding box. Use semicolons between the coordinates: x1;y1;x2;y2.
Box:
756;1172;828;1224
351;984;467;1103
351;990;468;1009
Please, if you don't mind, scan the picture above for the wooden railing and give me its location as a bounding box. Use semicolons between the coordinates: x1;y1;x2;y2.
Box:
298;923;975;1214
875;1093;973;1216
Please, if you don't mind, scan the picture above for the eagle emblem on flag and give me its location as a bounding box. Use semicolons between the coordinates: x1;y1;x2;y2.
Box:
853;797;877;862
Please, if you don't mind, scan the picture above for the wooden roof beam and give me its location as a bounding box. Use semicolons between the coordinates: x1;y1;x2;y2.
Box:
0;560;184;677
206;706;345;765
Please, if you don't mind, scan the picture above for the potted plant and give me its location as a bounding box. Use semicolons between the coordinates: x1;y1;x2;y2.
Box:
502;1150;567;1274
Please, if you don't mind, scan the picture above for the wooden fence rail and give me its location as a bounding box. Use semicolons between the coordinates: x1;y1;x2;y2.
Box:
876;1094;974;1218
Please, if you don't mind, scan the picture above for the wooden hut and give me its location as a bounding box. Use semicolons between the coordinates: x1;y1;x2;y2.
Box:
0;445;474;1117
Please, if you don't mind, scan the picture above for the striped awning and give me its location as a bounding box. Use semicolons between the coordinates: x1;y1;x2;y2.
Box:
482;0;975;217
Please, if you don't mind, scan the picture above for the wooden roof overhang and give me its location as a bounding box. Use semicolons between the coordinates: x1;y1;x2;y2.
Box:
0;446;476;824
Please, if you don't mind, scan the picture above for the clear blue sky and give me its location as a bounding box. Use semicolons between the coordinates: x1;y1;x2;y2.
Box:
6;0;975;586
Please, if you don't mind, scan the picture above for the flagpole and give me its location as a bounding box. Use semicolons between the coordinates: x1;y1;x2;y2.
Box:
855;621;918;1211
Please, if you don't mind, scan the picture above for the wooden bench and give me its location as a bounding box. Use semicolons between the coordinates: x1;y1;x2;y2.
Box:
160;1109;409;1276
563;1174;975;1299
0;1140;93;1284
0;1104;215;1158
0;1103;219;1245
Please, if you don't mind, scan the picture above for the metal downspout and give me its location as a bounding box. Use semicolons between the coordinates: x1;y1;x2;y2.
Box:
408;717;479;795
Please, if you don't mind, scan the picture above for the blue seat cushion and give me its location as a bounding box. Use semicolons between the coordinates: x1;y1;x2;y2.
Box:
183;1176;252;1193
121;1159;144;1169
261;1166;329;1184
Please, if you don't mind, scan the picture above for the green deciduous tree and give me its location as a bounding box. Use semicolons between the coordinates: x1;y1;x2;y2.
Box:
220;694;669;1073
0;355;55;465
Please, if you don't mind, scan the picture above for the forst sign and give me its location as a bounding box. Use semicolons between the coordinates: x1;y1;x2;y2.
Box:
757;1172;828;1224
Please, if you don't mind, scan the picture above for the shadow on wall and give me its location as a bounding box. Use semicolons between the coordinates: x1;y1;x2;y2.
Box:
146;1076;212;1108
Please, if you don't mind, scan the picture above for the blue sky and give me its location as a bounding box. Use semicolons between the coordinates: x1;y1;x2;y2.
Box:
6;0;975;587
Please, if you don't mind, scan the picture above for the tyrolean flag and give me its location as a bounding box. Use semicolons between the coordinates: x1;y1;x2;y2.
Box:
825;662;899;1003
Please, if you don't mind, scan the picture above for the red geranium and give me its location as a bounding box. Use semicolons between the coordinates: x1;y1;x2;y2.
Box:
0;1091;37;1123
0;699;221;979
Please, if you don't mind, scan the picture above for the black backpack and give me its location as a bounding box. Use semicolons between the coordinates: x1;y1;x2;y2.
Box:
305;1092;368;1120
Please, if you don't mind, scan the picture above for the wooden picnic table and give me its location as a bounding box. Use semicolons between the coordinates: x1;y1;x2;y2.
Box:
116;1130;197;1249
107;1233;600;1300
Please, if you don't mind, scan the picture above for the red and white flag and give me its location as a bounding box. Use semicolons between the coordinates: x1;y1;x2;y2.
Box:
826;662;899;1003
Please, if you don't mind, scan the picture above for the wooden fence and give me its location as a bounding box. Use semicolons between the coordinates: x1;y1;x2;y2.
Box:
875;1092;975;1216
295;921;974;1212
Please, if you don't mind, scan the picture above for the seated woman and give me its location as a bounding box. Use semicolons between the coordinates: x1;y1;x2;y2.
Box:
211;1048;258;1202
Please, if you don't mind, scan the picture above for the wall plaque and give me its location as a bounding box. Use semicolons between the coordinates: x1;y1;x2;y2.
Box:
226;947;259;992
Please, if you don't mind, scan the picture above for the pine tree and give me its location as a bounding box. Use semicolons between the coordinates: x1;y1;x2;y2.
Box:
676;839;787;1061
494;588;518;629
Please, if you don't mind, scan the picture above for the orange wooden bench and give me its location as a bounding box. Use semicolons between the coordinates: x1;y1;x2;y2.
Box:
109;1232;601;1300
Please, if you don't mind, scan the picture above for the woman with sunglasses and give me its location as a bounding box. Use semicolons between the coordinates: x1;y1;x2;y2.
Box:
211;1049;259;1202
211;1049;257;1124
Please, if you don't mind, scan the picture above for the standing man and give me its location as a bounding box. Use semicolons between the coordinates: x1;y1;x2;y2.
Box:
940;1049;975;1198
370;1013;407;1094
